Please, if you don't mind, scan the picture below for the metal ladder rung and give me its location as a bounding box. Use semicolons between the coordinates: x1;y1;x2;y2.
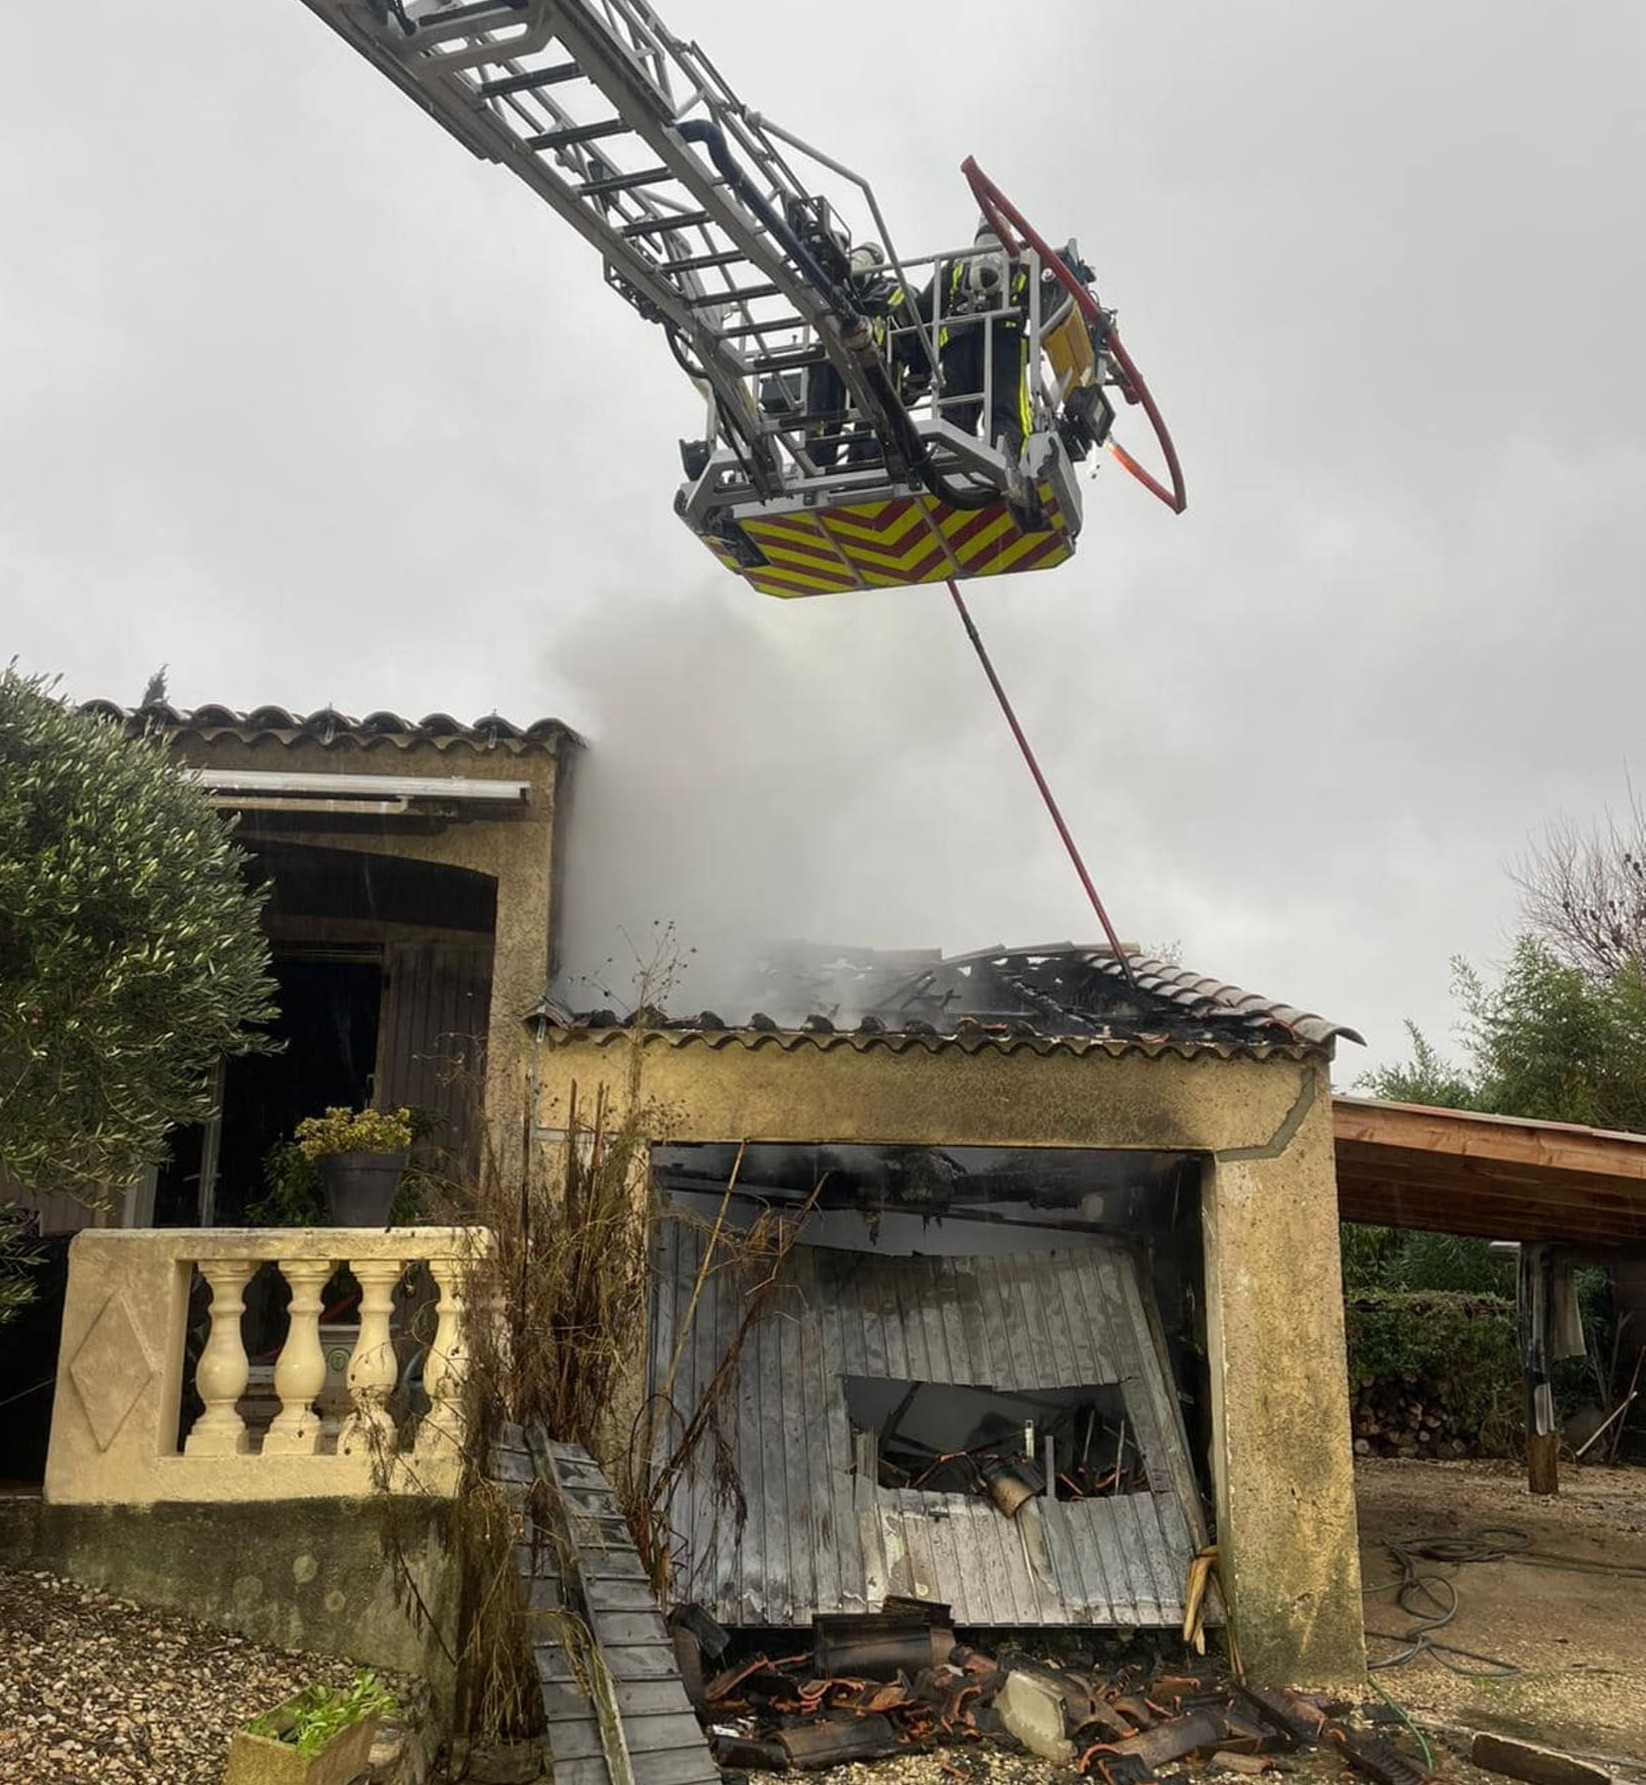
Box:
716;317;811;338
421;0;531;20
619;209;713;238
480;63;583;97
410;0;532;37
684;283;780;308
578;165;675;197
527;118;631;152
663;249;744;275
751;348;827;371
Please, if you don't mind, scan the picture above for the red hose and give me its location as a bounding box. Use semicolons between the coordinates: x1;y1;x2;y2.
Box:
946;579;1136;983
961;157;1187;515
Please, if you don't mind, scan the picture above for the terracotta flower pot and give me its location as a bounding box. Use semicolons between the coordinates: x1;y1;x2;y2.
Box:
318;1151;407;1227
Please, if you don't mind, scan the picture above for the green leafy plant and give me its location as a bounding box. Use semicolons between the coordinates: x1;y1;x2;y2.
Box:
246;1671;397;1757
0;667;277;1200
248;1141;326;1225
295;1106;414;1160
0;1203;46;1326
247;1135;429;1227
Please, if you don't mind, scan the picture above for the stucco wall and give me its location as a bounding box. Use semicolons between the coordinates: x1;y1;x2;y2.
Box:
1201;1065;1366;1685
530;1031;1315;1152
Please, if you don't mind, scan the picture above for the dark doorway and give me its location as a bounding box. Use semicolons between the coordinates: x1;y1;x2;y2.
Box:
0;1237;70;1487
154;953;383;1224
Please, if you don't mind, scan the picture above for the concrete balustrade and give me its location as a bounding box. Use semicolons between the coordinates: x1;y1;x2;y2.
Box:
45;1228;488;1506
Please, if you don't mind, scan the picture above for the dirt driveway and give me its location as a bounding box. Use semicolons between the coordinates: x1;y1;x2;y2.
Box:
1356;1458;1646;1767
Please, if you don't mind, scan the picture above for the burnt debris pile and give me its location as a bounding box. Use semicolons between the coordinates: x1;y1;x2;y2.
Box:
678;1605;1430;1781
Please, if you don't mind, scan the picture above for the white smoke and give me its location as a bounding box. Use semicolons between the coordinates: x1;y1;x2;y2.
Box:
547;573;1085;1019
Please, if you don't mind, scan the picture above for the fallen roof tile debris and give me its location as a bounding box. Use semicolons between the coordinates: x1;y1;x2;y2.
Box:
694;1611;1433;1782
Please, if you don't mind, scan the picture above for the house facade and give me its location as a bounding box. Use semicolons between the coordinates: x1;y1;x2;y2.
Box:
15;714;1368;1689
9;700;578;1232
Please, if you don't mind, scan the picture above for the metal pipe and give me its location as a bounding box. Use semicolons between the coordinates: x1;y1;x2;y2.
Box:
675;120;847;310
743;108;939;379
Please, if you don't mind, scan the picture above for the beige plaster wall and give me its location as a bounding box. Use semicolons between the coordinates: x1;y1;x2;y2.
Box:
530;1031;1366;1686
1202;1065;1367;1686
530;1032;1314;1152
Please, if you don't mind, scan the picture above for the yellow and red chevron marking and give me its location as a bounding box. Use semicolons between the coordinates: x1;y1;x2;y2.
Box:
694;477;1076;597
738;513;859;598
701;537;744;575
822;496;952;586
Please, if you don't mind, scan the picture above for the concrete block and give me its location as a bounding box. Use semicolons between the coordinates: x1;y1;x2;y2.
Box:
1472;1731;1616;1785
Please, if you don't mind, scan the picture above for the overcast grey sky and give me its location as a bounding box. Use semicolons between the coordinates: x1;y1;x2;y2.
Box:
3;2;1643;1076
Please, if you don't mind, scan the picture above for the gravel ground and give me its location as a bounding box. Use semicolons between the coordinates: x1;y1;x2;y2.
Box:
752;1748;1124;1784
750;1754;1057;1783
1357;1458;1646;1766
746;1735;1509;1784
0;1569;421;1784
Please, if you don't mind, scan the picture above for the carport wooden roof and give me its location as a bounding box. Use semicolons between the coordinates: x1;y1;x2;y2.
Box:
1334;1096;1646;1248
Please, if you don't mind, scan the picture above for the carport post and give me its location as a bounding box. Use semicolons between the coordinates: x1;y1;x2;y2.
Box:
1518;1244;1559;1496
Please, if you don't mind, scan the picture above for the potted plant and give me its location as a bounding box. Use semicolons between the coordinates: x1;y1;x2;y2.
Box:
226;1671;396;1785
295;1105;414;1227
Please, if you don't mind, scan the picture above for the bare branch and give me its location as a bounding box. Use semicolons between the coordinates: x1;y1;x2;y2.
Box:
1510;781;1646;980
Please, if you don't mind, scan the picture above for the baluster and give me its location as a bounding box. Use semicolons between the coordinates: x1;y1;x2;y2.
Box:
185;1258;255;1457
340;1257;405;1462
416;1254;470;1460
263;1258;334;1457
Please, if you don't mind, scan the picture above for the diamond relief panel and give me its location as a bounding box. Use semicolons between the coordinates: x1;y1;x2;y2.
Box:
69;1292;158;1453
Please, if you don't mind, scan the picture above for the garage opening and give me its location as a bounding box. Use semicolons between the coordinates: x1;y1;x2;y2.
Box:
649;1141;1211;1629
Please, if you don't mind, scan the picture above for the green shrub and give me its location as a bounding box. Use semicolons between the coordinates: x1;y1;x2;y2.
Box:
0;669;276;1200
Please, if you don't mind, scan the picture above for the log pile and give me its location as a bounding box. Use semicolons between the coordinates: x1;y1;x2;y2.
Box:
1350;1370;1479;1459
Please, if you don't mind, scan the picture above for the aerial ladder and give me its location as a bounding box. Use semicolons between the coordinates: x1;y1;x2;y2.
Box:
293;0;1186;598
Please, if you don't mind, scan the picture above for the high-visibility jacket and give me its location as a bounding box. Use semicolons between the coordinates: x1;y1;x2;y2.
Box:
937;260;1032;450
939;258;1030;342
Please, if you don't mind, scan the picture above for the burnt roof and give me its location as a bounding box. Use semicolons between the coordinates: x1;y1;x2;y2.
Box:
538;942;1362;1060
79;699;578;755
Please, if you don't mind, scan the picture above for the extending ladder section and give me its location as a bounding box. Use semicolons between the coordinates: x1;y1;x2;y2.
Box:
298;0;906;497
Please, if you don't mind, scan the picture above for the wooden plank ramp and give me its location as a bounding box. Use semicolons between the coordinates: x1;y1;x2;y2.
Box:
493;1422;719;1785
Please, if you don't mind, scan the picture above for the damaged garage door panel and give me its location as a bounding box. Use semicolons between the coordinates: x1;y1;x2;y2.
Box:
650;1224;1209;1628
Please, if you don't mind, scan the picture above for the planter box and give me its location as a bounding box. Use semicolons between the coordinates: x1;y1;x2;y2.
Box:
224;1705;382;1785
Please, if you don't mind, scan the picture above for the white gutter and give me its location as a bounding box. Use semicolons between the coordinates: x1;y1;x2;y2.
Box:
190;769;530;804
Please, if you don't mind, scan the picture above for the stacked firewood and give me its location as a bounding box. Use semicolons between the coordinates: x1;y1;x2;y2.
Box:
1350;1370;1480;1458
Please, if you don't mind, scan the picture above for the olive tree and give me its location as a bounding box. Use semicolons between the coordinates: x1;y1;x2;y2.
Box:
0;669;277;1201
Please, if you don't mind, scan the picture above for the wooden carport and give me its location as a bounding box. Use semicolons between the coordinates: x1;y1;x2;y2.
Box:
1333;1096;1646;1493
1334;1096;1646;1248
